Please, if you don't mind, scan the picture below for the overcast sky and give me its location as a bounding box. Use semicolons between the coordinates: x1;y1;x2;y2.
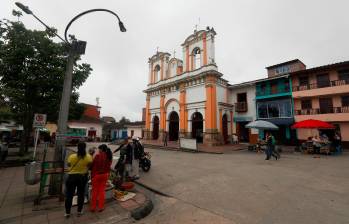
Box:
2;0;349;121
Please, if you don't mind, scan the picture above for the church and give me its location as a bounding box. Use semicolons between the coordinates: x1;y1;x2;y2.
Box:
143;27;233;146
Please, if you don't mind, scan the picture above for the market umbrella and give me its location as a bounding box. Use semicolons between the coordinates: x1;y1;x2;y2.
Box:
245;120;279;130
291;119;335;129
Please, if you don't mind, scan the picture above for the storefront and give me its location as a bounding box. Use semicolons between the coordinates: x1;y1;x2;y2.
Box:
234;116;258;143
256;97;296;144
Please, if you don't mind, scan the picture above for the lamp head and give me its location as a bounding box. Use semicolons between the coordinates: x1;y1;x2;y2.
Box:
15;2;32;14
118;21;126;32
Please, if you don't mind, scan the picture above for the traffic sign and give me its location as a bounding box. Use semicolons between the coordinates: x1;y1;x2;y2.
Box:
33;114;47;128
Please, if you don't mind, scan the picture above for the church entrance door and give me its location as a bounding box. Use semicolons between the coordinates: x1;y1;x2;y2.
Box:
191;112;203;143
168;111;179;141
222;114;228;144
152;116;159;140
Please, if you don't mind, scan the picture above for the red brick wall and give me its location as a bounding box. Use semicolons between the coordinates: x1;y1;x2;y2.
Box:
268;61;306;77
83;105;100;118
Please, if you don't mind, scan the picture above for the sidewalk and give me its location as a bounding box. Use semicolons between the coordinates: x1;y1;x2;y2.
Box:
142;139;247;154
0;146;153;224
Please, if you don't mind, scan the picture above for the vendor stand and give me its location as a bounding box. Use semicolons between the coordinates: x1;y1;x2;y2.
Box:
245;120;279;152
291;119;335;154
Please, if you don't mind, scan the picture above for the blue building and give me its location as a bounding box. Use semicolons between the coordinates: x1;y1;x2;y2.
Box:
111;128;128;140
103;122;128;141
255;59;306;144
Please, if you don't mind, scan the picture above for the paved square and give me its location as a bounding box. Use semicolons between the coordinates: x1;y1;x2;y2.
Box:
137;148;349;224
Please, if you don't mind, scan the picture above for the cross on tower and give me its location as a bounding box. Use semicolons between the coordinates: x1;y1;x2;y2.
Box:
156;46;159;53
173;50;176;58
194;17;201;31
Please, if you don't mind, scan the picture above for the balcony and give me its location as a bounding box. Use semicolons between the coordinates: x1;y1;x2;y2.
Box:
295;107;349;115
292;79;349;98
235;102;248;112
256;87;290;96
294;107;349;122
293;79;349;92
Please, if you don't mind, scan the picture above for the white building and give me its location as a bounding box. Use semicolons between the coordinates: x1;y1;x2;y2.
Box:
229;81;258;143
144;27;234;145
68;118;103;140
125;121;145;139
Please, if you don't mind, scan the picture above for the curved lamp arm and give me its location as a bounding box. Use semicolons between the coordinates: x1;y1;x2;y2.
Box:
64;8;126;43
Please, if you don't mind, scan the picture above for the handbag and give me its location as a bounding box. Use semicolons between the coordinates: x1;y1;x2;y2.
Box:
64;155;82;184
69;157;82;172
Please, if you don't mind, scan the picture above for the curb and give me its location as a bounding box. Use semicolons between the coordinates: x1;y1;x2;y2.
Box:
143;144;226;154
143;144;179;152
130;198;153;220
134;180;171;197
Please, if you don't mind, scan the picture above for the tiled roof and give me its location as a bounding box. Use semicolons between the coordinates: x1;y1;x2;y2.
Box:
81;103;101;108
266;59;305;69
125;121;145;127
290;60;349;75
101;116;116;123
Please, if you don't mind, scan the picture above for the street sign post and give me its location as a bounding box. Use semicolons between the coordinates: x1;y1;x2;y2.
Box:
33;114;47;160
33;114;47;128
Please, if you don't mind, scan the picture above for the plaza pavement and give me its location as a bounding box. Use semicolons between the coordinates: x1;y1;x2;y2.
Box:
137;148;349;224
0;145;152;224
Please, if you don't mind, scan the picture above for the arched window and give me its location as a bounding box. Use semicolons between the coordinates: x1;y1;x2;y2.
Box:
154;65;160;82
193;48;201;69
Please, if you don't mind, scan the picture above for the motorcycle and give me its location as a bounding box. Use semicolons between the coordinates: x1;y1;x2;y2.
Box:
139;151;151;172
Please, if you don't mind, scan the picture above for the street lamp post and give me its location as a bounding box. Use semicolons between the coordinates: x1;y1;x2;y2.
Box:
15;2;126;194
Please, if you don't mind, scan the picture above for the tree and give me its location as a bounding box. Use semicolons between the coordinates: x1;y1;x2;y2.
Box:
119;116;130;125
0;90;13;122
0;18;92;153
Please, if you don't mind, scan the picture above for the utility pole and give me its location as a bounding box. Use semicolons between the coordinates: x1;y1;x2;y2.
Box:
15;2;126;195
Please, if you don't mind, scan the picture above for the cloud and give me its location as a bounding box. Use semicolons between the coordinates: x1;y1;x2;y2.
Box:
3;0;349;121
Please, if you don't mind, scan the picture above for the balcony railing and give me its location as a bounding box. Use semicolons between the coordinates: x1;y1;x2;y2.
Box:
293;79;349;92
256;87;290;96
235;102;248;112
295;107;349;115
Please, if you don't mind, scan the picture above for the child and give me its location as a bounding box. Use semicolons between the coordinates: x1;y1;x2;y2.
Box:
88;147;97;158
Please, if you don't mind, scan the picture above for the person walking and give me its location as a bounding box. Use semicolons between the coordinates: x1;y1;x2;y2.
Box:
265;132;278;160
267;132;280;160
131;137;143;179
334;132;342;155
65;142;92;218
265;132;272;160
270;134;280;160
163;131;168;147
90;144;112;212
43;133;51;149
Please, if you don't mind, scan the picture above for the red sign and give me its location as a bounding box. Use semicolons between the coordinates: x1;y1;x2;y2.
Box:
33;114;47;128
